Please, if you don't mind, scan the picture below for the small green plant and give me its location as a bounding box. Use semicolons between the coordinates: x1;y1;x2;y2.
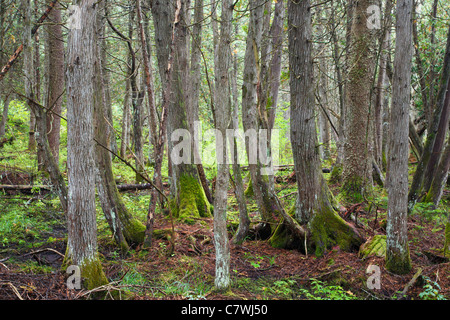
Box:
419;276;446;300
308;278;356;300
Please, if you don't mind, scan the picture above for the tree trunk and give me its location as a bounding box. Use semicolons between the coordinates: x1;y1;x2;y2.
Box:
45;1;64;162
128;5;145;183
93;6;145;252
241;0;282;237
0;94;10;138
385;0;412;275
21;0;36;153
341;0;378;202
213;0;232;291
422;136;450;206
374;0;392;167
422;83;450;193
152;0;211;222
230;23;249;245
275;0;364;256
64;0;107;290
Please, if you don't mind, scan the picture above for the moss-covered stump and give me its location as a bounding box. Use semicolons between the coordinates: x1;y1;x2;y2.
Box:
359;235;386;259
171;174;212;223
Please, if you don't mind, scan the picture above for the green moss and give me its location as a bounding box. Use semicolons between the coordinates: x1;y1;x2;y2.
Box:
385;247;412;275
172;174;212;222
269;205;301;250
244;175;254;197
80;257;109;291
269;220;293;249
62;253;109;292
123;218;146;245
308;203;363;257
329;164;343;184
341;176;366;203
444;222;450;257
359;235;386;259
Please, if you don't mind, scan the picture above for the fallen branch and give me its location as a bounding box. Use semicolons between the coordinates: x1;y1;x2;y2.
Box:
23;248;65;258
399;267;423;299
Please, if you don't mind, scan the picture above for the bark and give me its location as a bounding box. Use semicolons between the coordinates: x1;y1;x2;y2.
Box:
386;0;412;275
0;94;10;138
230;24;249;245
45;1;64;161
374;0;392;167
144;0;178;247
341;0;379;201
64;0;107;290
189;0;213;204
164;0;212;220
329;0;345;166
316;19;331;161
120;76;131;158
213;0;232;291
279;0;364;256
136;0;157;152
22;0;36;152
128;5;145;183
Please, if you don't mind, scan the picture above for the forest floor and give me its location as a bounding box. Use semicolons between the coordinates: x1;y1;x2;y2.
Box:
0;164;449;301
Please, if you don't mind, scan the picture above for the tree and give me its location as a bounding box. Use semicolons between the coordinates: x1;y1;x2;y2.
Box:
213;0;232;291
64;0;108;290
93;2;146;252
341;0;379;201
385;0;413;275
45;1;64;162
241;0;283;238
271;0;364;256
152;0;212;221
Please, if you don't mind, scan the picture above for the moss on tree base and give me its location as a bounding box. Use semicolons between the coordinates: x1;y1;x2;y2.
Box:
308;205;364;256
385;248;412;275
122;217;146;245
269;204;364;256
62;253;108;292
171;174;212;223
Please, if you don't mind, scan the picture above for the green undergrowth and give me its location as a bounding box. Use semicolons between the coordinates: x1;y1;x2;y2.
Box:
232;276;357;300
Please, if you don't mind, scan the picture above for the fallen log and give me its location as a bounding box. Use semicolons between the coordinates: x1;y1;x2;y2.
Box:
116;182;169;191
0;184;51;192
